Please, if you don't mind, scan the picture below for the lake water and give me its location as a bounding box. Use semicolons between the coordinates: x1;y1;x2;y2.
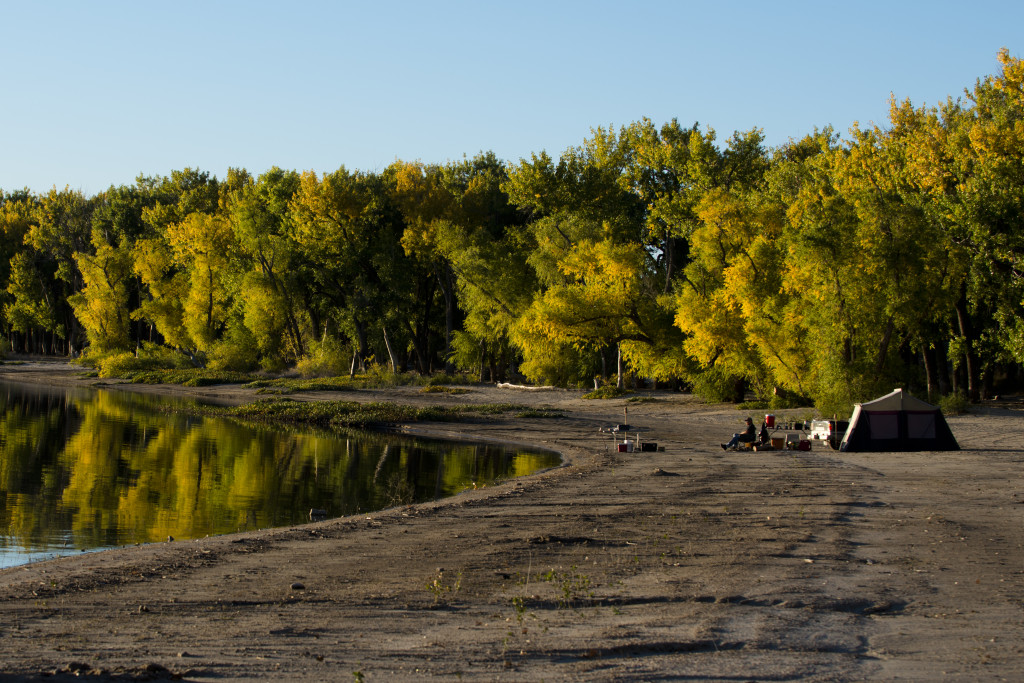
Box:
0;381;560;568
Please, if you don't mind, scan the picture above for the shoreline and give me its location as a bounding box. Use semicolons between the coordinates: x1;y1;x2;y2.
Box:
0;361;1022;681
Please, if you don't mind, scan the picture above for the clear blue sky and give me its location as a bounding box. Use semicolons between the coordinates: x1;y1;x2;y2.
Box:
2;0;1022;196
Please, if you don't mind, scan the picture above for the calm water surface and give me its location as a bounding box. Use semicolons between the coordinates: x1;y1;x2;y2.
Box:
0;382;560;568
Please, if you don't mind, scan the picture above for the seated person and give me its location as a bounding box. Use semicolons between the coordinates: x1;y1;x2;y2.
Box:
722;417;757;450
759;419;770;445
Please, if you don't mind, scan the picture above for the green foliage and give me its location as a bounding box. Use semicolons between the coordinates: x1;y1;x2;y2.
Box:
518;341;600;388
541;565;595;608
426;373;463;386
95;352;161;378
4;52;1024;402
420;386;470;394
937;392;971;416
223;398;532;428
738;394;811;411
69;244;133;352
207;320;260;372
128;368;259;386
296;336;350;378
688;366;742;403
89;343;195;378
246;375;356;394
515;409;562;418
425;569;462;606
360;362;420;388
582;385;632;399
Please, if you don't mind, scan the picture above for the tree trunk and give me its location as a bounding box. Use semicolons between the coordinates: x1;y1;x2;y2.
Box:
922;346;937;400
934;341;950;396
874;318;895;375
954;296;980;401
937;342;954;395
438;263;456;374
496;346;508;383
382;326;398;373
616;345;624;389
478;339;487;383
354;321;369;374
404;320;430;375
732;376;746;404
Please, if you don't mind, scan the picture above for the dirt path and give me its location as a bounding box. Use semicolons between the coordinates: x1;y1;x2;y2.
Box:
0;362;1021;681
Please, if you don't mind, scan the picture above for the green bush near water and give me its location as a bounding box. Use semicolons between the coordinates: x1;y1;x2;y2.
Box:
130;368;261;386
83;344;208;380
245;376;358;394
223;399;560;429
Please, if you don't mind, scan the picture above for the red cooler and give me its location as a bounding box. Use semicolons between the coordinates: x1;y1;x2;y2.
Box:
765;414;775;428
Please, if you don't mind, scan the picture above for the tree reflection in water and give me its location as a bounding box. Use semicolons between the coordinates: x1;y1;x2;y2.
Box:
0;382;559;567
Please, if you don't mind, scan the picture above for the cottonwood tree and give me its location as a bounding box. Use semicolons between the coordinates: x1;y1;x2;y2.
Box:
228;167;309;368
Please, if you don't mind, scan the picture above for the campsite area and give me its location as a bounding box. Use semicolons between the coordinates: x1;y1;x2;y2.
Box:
0;362;1021;681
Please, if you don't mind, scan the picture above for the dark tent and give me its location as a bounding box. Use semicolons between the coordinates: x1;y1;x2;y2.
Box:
839;388;959;452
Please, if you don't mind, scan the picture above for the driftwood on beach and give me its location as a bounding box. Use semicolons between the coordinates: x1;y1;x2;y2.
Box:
496;382;558;391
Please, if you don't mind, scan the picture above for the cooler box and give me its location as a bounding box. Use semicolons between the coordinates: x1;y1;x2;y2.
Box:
770;437;785;450
765;414;775;428
797;440;811;451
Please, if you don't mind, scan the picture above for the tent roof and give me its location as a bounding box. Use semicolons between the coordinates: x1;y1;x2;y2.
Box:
857;388;937;412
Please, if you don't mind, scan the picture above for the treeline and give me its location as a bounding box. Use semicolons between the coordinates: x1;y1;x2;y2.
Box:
2;50;1023;412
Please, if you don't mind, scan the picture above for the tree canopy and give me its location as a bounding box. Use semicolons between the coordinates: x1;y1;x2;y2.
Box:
2;50;1023;410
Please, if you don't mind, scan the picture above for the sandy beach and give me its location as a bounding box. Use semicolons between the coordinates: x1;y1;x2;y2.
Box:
0;361;1021;681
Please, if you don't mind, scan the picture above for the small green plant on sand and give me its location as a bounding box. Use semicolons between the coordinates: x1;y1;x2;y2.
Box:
425;569;462;606
511;594;527;625
542;565;594;608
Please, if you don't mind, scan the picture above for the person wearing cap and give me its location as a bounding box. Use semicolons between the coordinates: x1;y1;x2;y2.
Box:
722;417;757;450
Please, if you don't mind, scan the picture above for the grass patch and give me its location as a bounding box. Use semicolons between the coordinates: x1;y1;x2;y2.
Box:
217;399;560;429
626;396;660;403
515;409;561;418
245;376;358;394
582;385;632;400
246;371;476;393
128;368;260;387
420;386;471;395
